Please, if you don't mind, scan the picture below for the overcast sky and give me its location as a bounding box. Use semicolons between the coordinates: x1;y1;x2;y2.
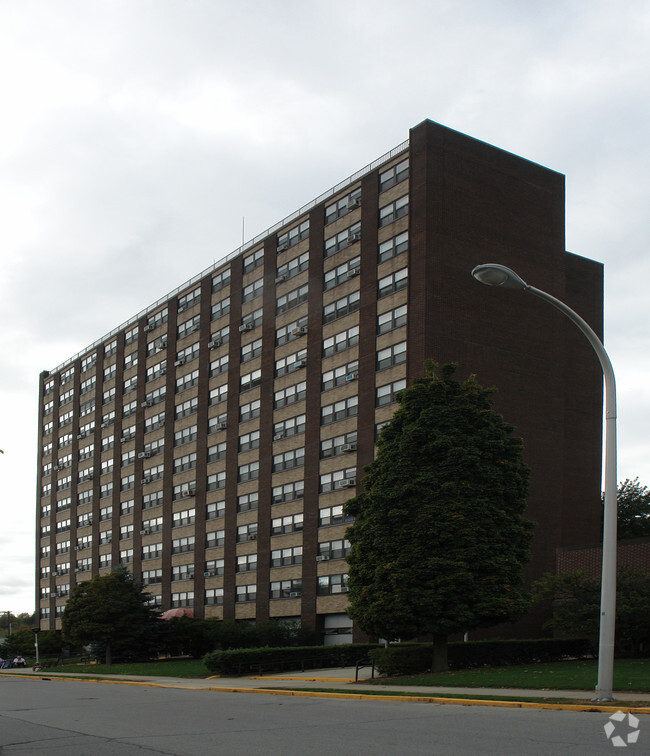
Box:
2;0;649;614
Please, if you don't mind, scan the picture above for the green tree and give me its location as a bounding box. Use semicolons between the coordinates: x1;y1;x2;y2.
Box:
2;629;65;659
533;569;650;656
61;568;156;664
617;478;650;539
345;362;533;671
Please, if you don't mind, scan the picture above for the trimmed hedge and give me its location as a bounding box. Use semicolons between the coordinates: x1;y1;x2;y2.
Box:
203;643;380;676
369;638;593;676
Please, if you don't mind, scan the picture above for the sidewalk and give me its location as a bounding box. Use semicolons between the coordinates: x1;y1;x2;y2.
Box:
2;665;650;709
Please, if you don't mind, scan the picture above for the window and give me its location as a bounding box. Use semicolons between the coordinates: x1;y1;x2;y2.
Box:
80;397;96;416
207;472;226;491
176;342;200;365
238;461;259;482
81;353;97;372
120;524;134;541
323;325;359;357
321;360;358;391
270;546;302;567
376;341;407;371
77;556;93;572
207;442;227;462
237;553;258;572
273;414;305;440
270;579;303;599
43;421;54;436
320;431;357;458
319;470;357;495
212;268;231;292
172;563;195;581
142;516;163;533
120;499;135;515
324;256;360;291
54;562;70;576
60;366;75;385
274;381;306;409
171;591;194;608
323;291;360;324
125;326;139;345
175;425;197;447
276;284;308;314
143;437;165;457
277;219;309;251
177;315;201;341
241;338;263;363
317;573;349;595
271;513;303;535
206;529;225;548
173;508;195;527
275;349;307;377
100;505;113;521
378;230;408;263
174;452;196;473
104;363;117;382
242;278;264;303
146;361;167;382
56;497;72;512
176;369;199;394
379;157;409;192
143;569;163;585
276;251;309;282
147;335;168;357
237;492;258;512
142;543;163;559
101;410;115;427
124;350;138;371
378;304;407;334
99;529;112;544
55;540;70;554
243;247;264;273
325;190;361;224
143;490;164;510
205;588;224;605
123;400;138;418
272;480;304;505
210;353;229;376
76;534;93;551
239;430;260;453
145;411;165;433
146;307;168;331
99;553;112;569
121;474;135;491
321;396;358;425
80;376;96;394
240;399;261;422
209;384;228;406
235;584;256;603
204;558;225;576
59;433;73;449
77;512;93;528
241;307;263;331
176;396;199;419
178;287;200;312
378;267;408;298
173;481;197;499
376;378;406;407
100;481;114;499
77;490;93;506
102;434;115;451
240;369;262;392
210;324;230;346
207;501;225;520
211;297;231;321
275;315;308;346
104;339;118;358
43;400;54;416
273;447;304;472
142;463;164;483
324;222;361;258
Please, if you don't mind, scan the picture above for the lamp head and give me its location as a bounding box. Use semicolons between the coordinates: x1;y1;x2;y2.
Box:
471;264;529;291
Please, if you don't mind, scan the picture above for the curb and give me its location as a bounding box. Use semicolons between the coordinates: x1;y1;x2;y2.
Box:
3;672;650;713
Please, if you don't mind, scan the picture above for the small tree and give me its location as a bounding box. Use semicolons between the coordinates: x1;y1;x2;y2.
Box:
345;363;533;671
617;478;650;539
61;568;155;664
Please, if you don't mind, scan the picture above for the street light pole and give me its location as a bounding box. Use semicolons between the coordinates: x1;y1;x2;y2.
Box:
471;263;617;702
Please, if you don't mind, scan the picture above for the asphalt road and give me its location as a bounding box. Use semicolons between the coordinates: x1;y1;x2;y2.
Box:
0;676;645;755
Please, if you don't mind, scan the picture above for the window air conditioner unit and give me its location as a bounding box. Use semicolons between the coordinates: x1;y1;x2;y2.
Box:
247;534;257;541
276;242;289;252
239;322;254;332
341;442;357;453
186;488;196;497
293;358;307;369
75;545;83;551
138;451;151;459
217;421;227;430
273;432;285;441
204;570;215;578
76;432;86;440
140;529;150;536
141;476;152;484
347;196;361;209
101;421;111;428
346;266;360;278
339;586;350;593
315;555;330;562
275;273;287;283
289;591;302;598
158;368;166;376
209;338;222;349
144;323;155;332
141;400;153;408
120;436;129;443
347;231;361;243
337;478;357;489
174;358;186;367
345;371;359;382
292;326;308;337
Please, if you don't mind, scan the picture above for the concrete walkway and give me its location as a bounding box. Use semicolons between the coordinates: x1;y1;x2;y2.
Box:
2;665;650;708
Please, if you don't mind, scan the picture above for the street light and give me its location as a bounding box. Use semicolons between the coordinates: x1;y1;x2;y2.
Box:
471;263;618;702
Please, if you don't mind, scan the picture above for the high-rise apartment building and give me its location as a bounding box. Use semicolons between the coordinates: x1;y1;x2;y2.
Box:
36;120;604;642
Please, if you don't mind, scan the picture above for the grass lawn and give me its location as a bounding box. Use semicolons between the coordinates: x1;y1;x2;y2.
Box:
371;658;650;693
49;659;209;678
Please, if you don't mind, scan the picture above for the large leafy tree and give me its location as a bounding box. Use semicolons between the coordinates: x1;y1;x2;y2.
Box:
345;362;533;670
61;568;155;664
617;478;650;539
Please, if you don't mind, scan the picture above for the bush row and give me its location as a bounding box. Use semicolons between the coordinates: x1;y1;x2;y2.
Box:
203;643;380;675
369;638;593;676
